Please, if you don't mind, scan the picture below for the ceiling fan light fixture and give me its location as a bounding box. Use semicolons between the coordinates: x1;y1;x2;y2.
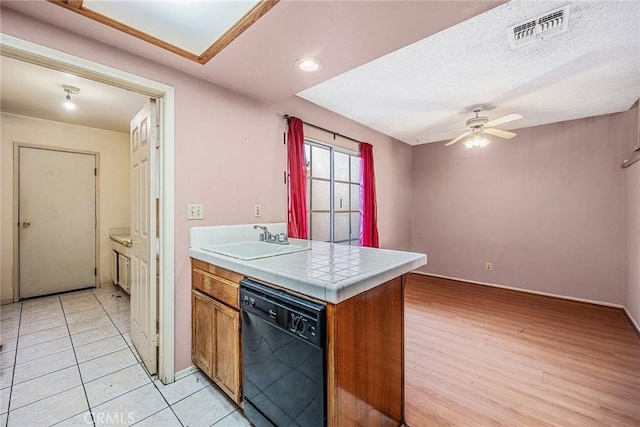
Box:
464;130;490;148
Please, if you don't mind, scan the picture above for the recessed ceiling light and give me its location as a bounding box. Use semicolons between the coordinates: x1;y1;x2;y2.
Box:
295;57;322;72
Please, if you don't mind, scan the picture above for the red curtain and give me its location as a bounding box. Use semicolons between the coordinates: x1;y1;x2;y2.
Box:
360;142;379;247
287;117;308;239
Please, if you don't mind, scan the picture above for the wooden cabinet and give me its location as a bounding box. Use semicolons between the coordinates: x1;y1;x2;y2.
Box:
192;290;214;375
211;297;240;402
326;276;405;426
191;260;242;405
191;256;406;424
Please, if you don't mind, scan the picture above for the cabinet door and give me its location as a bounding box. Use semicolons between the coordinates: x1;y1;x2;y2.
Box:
211;298;241;405
118;253;129;292
112;251;119;285
192;290;214;377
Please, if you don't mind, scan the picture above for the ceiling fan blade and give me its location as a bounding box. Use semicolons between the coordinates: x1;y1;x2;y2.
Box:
444;131;471;146
436;127;468;135
484;113;523;128
485;128;517;139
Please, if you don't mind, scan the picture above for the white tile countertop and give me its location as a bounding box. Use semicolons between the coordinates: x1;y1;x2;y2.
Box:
189;224;427;304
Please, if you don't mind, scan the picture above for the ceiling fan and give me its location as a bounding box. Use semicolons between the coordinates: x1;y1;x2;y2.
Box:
444;107;523;148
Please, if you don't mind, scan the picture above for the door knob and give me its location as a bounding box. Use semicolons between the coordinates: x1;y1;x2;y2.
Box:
22;220;31;229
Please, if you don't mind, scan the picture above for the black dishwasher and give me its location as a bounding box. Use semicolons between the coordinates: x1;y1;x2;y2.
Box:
240;278;326;427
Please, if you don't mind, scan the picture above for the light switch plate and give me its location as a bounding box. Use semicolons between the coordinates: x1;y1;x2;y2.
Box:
187;203;204;220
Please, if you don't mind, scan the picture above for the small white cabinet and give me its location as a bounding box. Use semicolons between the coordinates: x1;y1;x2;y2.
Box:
112;250;118;285
111;237;131;294
118;253;129;292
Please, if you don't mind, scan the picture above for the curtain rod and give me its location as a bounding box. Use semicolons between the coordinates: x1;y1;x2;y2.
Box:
284;114;361;145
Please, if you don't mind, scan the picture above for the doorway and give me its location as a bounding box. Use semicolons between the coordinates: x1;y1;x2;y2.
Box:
1;34;176;383
18;145;98;298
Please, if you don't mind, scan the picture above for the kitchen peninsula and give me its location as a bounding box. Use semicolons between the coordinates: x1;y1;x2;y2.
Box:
189;224;427;426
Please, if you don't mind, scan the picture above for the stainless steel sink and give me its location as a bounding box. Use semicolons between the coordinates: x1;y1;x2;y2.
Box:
202;241;310;260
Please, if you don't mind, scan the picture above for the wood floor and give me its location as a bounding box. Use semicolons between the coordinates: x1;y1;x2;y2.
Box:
404;274;640;427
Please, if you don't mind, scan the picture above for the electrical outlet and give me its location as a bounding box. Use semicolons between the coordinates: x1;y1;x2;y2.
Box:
254;204;262;218
187;203;204;220
486;262;492;271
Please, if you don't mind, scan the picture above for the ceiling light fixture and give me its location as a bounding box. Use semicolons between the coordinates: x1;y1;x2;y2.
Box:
464;129;490;148
295;57;322;72
63;85;80;111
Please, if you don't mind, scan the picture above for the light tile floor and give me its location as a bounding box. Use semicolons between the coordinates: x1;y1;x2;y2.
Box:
0;285;251;427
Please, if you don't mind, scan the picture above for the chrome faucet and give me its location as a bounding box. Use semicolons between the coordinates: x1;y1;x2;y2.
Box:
253;225;289;245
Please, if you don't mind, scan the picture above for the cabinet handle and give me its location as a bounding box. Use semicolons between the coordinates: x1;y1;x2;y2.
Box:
22;220;31;229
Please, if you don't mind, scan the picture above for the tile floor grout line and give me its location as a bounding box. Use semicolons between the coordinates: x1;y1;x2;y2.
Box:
16;323;67;341
88;287;180;426
12;344;72;368
10;353;76;387
79;355;139;385
74;343;131;365
7;298;88;421
94;284;186;427
147;375;186;427
209;408;240;426
60;293;96;427
158;380;211;407
3;300;23;427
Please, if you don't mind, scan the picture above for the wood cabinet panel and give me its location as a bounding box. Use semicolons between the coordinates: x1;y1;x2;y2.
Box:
191;259;242;406
212;298;241;405
192;290;214;377
192;268;239;309
192;259;243;283
327;276;404;426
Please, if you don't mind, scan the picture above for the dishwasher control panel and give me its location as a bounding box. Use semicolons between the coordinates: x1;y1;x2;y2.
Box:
240;278;325;348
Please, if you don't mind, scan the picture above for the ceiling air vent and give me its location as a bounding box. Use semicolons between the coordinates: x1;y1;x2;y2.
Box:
507;4;571;49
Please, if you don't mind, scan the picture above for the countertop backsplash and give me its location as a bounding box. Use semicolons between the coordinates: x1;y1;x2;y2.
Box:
190;223;287;248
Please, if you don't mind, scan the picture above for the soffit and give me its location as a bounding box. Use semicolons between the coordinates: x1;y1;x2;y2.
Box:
0;0;504;103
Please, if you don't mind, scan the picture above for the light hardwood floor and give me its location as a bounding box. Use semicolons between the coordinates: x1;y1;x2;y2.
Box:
404;274;640;427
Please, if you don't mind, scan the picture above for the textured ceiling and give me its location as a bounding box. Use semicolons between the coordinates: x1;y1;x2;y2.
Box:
2;1;637;145
298;0;640;145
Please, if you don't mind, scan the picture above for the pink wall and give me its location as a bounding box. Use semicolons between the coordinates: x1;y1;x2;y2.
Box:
0;8;413;371
411;109;636;305
624;103;640;328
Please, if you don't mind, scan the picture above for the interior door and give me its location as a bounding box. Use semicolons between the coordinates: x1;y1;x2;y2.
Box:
19;147;96;299
130;99;158;374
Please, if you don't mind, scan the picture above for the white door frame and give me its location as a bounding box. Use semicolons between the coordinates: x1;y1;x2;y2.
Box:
1;33;176;384
14;143;100;295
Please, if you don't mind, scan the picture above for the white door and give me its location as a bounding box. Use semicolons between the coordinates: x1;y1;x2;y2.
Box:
130;100;158;375
19;147;96;299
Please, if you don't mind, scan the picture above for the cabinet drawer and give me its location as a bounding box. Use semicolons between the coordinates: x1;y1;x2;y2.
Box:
192;259;243;283
192;268;239;309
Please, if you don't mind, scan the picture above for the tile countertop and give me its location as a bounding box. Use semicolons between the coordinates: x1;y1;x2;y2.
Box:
189;238;427;304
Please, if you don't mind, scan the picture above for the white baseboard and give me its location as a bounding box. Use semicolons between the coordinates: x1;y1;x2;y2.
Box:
174;365;200;381
623;307;640;334
412;271;625;309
